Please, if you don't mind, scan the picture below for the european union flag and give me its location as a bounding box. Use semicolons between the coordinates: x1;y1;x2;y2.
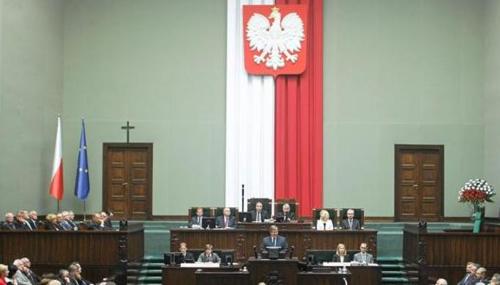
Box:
75;119;90;200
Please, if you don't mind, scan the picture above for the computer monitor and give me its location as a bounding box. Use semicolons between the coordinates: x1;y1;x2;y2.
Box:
164;252;177;265
238;212;252;222
202;217;215;229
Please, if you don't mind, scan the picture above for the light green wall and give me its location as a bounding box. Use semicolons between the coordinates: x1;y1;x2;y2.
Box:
0;0;63;213
1;0;495;218
324;0;485;216
484;0;500;217
62;0;227;214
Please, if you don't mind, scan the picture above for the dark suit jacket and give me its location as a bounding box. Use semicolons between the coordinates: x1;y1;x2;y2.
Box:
14;221;31;231
457;274;479;285
260;235;288;254
341;218;361;230
215;216;236;228
45;222;64;231
1;222;16;230
190;216;204;227
87;222;106;231
250;210;269;222
332;254;351;262
179;252;194;263
27;219;38;230
275;211;295;223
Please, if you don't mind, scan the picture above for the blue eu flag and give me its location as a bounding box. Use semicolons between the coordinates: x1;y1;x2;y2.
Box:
75;119;90;200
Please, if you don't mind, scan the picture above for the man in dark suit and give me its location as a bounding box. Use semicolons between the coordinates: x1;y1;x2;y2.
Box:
260;225;288;256
457;262;479;285
275;203;295;223
87;213;106;230
341;209;361;230
2;212;16;230
189;207;205;228
215;207;236;228
178;242;194;263
14;211;31;231
250;202;269;223
100;211;113;229
27;211;39;230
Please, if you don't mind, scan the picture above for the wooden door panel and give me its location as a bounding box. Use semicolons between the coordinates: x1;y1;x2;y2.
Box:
395;145;443;221
103;144;152;220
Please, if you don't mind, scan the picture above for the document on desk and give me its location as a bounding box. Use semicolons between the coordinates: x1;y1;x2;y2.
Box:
180;262;220;268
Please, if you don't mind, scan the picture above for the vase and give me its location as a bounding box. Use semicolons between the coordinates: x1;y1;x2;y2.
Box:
472;204;484;233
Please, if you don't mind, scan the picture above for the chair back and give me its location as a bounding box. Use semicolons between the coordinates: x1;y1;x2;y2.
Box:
213;207;239;220
338;208;365;227
274;199;299;218
312;208;338;226
187;207;214;222
247;198;272;214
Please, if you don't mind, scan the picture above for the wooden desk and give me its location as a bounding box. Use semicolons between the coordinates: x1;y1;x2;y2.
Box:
0;224;144;282
171;228;377;261
195;271;250;285
237;222;313;230
163;265;242;285
297;271;350;285
403;224;500;285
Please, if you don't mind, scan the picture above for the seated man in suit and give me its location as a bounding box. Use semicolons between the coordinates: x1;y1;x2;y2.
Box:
341;209;361;230
100;211;113;229
2;212;16;230
352;242;374;264
457;262;479;285
250;202;269;223
190;207;205;228
87;213;107;230
197;244;221;263
260;225;288;257
275;203;295;223
178;242;194;263
27;211;39;230
14;211;31;231
215;207;236;229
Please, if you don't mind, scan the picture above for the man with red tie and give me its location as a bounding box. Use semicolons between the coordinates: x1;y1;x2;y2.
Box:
215;207;236;228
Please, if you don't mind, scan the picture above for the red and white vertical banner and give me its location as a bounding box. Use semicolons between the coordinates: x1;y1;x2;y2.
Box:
274;0;323;217
49;116;64;201
226;0;276;211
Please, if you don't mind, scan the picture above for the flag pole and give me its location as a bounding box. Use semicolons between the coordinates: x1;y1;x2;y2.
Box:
57;200;60;213
83;201;87;221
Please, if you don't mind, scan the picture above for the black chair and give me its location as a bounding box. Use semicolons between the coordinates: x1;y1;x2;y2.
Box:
274;199;299;220
187;207;214;223
338;208;365;227
312;208;338;228
213;207;239;221
247;198;272;215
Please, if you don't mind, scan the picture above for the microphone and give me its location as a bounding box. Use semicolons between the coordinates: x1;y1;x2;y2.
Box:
323;223;326;230
253;245;258;259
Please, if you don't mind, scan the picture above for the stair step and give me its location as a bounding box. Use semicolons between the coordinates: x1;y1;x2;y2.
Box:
382;277;410;282
138;276;162;282
139;269;163;275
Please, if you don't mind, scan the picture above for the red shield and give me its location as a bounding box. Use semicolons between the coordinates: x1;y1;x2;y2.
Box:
243;5;308;77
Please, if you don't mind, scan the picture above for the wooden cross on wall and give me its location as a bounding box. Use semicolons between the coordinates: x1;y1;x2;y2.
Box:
121;121;135;143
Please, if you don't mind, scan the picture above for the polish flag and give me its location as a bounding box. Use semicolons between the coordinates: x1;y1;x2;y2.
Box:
49;116;64;200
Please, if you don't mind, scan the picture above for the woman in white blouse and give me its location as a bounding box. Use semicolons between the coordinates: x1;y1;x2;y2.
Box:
316;209;334;230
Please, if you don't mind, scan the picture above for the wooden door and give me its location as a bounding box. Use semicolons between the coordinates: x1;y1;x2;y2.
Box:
395;145;443;221
103;143;153;220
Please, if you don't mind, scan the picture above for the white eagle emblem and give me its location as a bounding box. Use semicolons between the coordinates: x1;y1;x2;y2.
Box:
246;7;305;70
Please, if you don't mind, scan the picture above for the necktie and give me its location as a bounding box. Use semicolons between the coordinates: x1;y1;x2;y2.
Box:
225;217;228;228
284;214;287;222
198;217;201;225
25;221;33;231
273;238;276;246
257;212;260;222
349;219;352;229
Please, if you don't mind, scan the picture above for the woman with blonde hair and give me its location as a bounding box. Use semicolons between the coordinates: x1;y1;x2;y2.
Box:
316;209;334;230
0;264;8;285
332;243;350;262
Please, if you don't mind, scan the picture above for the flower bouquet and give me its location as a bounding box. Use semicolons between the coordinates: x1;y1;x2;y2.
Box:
458;179;496;233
